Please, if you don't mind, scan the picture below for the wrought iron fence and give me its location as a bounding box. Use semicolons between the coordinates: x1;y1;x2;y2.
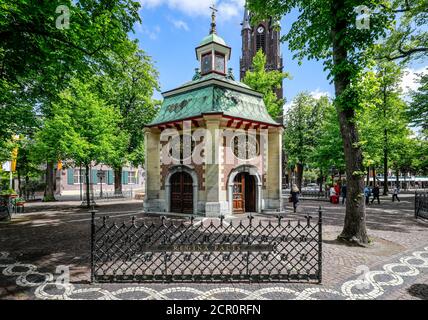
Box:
300;190;329;201
91;209;323;283
415;192;428;220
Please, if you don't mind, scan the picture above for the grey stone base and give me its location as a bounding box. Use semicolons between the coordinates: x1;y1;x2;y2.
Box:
143;199;166;213
204;201;229;217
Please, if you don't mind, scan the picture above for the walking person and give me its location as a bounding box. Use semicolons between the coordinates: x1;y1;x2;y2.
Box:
341;183;347;205
371;184;380;204
364;186;371;205
290;184;300;213
392;185;401;202
329;185;337;204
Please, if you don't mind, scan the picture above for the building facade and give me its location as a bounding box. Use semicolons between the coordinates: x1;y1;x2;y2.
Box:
56;164;145;196
144;12;283;217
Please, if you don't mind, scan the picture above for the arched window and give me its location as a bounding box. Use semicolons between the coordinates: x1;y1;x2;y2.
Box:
256;25;266;53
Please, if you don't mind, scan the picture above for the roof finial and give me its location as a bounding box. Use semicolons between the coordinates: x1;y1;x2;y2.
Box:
209;3;218;34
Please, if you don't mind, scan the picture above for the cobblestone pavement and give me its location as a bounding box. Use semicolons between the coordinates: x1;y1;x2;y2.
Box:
0;195;427;300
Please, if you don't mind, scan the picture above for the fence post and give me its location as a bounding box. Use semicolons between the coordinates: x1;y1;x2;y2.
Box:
318;206;322;284
415;191;417;219
90;208;96;283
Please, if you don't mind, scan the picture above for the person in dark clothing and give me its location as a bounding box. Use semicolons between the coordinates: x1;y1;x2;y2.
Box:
290;184;300;213
371;185;380;204
341;184;347;205
364;186;371;205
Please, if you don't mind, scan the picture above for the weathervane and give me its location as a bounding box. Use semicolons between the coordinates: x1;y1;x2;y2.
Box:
209;3;218;34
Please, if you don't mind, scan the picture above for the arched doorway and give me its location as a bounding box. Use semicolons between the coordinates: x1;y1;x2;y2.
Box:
170;171;193;213
232;172;256;214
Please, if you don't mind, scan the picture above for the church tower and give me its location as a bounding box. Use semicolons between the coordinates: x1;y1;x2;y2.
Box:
240;6;284;100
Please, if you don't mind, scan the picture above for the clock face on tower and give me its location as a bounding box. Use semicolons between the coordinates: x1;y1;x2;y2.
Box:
257;26;265;34
201;53;212;74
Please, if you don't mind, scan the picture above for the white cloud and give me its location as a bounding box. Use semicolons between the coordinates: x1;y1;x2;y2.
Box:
139;0;245;21
135;22;161;40
400;66;428;96
283;101;293;115
309;88;331;100
168;18;189;31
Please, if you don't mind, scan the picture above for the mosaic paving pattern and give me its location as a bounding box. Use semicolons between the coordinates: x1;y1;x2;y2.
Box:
1;246;428;300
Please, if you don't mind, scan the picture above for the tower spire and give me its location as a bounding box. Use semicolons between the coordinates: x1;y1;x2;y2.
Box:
209;4;218;34
242;0;250;30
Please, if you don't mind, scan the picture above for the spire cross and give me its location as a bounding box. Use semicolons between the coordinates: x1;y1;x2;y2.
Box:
209;4;218;34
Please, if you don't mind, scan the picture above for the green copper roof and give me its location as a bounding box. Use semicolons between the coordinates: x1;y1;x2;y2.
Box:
199;33;227;47
149;76;279;126
182;72;252;90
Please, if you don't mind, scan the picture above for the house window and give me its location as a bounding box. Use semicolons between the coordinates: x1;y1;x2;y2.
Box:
73;169;85;184
128;171;137;185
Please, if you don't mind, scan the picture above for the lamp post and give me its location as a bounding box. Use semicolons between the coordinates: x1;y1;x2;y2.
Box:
97;169;106;199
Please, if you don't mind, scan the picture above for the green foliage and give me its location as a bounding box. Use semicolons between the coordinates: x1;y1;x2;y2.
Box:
33;77;128;168
408;73;428;135
284;93;324;167
0;0;143;159
374;0;428;62
97;40;160;167
243;49;290;120
310;100;345;173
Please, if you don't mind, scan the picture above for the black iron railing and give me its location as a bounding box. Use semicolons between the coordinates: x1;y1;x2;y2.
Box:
91;209;323;283
415;192;428;220
300;190;329;201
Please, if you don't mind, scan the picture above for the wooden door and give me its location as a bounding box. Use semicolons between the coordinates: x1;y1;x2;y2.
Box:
245;174;256;212
233;172;256;214
233;173;245;214
170;172;193;213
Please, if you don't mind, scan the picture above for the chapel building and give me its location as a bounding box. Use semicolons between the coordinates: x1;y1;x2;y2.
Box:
143;9;283;216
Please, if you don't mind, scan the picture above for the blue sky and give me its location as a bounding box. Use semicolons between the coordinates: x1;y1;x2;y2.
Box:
131;0;426;106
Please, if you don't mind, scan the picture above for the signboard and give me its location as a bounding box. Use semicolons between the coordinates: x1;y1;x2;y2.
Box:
2;161;11;172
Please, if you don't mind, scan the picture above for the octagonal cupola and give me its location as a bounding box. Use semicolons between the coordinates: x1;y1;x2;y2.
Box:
195;5;231;76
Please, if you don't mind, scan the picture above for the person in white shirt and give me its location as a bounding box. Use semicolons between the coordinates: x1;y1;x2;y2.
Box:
392;185;401;202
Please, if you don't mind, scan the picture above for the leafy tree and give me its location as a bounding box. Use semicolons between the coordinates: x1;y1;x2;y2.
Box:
243;49;290;120
247;0;398;245
96;40;160;194
1;0;141;199
284;93;325;190
408;73;428;136
357;62;407;193
33;78;128;205
376;0;427;62
310;99;345;189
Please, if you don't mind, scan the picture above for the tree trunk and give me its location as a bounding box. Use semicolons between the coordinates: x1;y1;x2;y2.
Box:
319;169;323;192
25;175;29;200
383;133;389;195
366;167;370;186
372;167;376;186
44;161;56;201
114;167;123;195
85;164;90;208
332;0;368;245
296;163;304;191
